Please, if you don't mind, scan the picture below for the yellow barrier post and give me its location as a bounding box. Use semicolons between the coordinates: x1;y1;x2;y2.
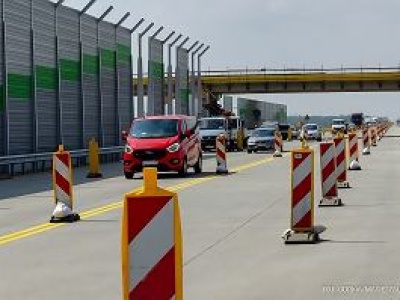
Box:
87;138;102;178
287;127;292;141
121;168;183;299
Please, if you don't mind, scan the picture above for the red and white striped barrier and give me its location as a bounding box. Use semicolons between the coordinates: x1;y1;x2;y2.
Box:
371;127;377;146
319;142;342;206
334;136;350;188
216;134;228;174
348;132;361;170
122;168;183;300
362;127;371;155
283;148;325;243
50;145;80;223
273;131;283;157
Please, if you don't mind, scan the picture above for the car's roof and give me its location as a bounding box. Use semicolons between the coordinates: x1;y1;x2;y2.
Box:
135;115;192;121
255;127;275;131
305;123;318;126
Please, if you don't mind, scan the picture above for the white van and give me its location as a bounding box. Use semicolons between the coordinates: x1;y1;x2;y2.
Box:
332;119;346;133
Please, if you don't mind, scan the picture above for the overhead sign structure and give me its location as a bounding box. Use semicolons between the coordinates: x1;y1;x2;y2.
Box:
148;38;164;116
175;47;189;115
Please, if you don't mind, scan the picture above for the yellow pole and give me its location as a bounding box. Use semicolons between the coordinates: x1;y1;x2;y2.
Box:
87;138;102;178
143;167;158;193
287;127;292;141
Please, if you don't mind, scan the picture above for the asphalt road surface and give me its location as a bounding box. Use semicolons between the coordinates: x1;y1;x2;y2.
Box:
1;128;400;300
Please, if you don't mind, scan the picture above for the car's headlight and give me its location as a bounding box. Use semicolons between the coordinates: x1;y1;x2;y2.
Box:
124;144;133;154
167;142;180;153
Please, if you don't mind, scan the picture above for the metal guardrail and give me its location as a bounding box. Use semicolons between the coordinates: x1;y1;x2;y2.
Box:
0;146;124;177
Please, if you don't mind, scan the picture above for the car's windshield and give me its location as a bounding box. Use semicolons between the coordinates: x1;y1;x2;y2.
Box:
130;119;178;138
252;129;274;137
333;120;345;125
199;119;225;130
305;124;318;130
227;119;238;129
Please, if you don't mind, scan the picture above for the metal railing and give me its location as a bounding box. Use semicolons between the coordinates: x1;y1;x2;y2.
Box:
0;146;124;177
200;66;400;76
132;66;400;79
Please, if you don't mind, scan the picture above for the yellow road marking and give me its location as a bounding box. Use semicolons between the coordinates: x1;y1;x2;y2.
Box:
0;154;286;247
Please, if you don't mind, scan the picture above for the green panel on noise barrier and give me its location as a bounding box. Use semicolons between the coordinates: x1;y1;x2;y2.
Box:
149;61;164;79
117;44;131;65
101;49;116;69
36;66;57;90
83;54;99;75
180;89;190;102
8;74;32;99
60;59;80;82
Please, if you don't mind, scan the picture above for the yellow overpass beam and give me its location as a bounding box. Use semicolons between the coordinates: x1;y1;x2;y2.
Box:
201;71;400;84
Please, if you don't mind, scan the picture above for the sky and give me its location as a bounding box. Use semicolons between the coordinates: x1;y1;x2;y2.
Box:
63;0;400;119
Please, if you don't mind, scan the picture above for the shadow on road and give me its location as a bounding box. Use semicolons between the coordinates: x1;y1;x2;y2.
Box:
79;219;120;223
0;161;124;201
131;171;236;181
320;239;387;244
0;154;217;200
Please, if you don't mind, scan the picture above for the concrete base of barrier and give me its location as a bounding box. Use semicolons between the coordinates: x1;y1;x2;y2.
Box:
50;213;81;223
216;165;229;174
362;148;371;155
282;225;326;244
319;197;342;207
337;181;350;189
348;161;362;171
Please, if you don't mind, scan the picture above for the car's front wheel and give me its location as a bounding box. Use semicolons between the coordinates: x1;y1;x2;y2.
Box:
178;157;188;177
124;171;134;179
194;154;202;174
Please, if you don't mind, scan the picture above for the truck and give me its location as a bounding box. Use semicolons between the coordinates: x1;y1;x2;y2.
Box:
199;116;247;151
351;113;364;127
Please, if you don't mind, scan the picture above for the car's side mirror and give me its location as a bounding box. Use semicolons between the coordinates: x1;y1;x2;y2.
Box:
121;130;128;142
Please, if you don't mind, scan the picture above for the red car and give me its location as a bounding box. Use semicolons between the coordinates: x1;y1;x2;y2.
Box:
122;115;202;179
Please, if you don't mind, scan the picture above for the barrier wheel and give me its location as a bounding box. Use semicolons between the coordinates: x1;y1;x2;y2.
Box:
124;171;134;179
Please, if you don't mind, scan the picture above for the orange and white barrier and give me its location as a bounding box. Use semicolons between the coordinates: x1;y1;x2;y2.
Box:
273;131;283;157
283;148;325;243
362;127;371;155
122;168;183;300
319;142;342;206
334;136;350;188
50;145;80;223
348;132;361;170
216;134;228;174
